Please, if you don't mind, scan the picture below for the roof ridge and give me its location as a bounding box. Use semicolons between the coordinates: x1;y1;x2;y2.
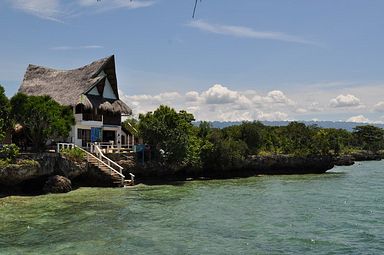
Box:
26;55;114;73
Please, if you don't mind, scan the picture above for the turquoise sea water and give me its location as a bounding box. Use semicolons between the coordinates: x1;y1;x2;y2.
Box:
1;161;384;255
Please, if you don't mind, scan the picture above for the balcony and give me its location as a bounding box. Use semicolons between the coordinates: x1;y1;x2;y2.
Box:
75;113;103;127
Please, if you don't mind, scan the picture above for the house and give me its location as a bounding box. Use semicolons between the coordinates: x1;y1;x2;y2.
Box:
18;55;133;148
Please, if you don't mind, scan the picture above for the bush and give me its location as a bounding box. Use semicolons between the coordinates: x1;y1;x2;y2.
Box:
0;158;39;169
18;159;39;167
60;147;86;162
0;144;20;163
0;159;10;168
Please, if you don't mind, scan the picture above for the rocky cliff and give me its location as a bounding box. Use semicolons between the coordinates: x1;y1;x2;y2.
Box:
0;153;87;194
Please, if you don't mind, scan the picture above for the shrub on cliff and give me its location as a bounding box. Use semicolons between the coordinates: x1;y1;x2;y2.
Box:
0;158;39;169
60;147;86;162
0;144;20;163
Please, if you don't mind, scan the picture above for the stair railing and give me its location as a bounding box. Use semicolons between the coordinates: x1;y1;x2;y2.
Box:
92;144;124;177
57;143;126;186
91;143;135;186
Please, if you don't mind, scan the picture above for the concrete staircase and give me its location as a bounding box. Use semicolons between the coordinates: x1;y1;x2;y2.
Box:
57;143;135;187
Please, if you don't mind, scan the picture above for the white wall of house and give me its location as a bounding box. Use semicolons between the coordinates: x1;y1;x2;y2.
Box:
71;124;122;147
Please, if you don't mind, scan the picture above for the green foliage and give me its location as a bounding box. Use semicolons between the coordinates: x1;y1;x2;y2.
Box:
122;118;139;136
239;121;264;153
197;121;212;139
17;159;39;167
0;159;10;168
0;84;11;140
279;122;316;156
312;128;352;155
352;125;384;152
200;128;248;171
10;93;75;152
60;147;86;162
185;127;203;168
0;144;20;163
138;105;197;166
0;158;39;168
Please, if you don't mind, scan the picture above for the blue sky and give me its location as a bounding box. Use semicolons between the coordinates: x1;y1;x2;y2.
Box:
1;0;384;122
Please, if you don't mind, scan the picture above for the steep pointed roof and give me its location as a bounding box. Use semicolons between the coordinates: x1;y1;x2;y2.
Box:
18;55;131;115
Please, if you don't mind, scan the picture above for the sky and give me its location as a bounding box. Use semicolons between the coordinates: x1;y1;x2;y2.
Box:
1;0;384;123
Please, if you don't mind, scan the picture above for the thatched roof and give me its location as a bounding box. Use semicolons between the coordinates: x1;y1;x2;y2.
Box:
77;94;132;115
19;55;132;115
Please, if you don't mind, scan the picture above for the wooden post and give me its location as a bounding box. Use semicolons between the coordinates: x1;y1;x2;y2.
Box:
131;174;134;185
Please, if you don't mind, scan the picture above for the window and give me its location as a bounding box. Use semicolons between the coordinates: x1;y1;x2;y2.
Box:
77;129;91;146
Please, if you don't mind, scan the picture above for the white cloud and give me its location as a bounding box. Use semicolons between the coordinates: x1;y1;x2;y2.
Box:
77;0;155;12
330;94;361;108
295;108;307;114
373;101;384;112
119;82;384;123
8;0;155;21
308;102;323;112
120;84;298;121
50;45;103;50
185;91;200;102
257;111;289;121
119;83;384;122
188;20;318;45
10;0;62;21
121;91;182;116
202;84;239;104
265;90;295;105
347;115;369;123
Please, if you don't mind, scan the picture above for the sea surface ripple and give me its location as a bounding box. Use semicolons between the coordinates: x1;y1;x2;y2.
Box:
1;161;383;254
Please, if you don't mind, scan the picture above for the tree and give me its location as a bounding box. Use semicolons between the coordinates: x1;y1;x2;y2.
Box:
353;125;384;152
280;122;315;155
239;121;264;154
0;84;11;141
138;105;198;166
200;128;248;171
10;93;74;152
122;118;139;136
197;121;212;139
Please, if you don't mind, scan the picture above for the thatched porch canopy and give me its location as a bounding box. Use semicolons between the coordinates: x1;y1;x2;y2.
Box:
18;55;132;115
77;94;132;115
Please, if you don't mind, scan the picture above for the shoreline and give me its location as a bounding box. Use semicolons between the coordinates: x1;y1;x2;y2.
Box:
2;151;382;197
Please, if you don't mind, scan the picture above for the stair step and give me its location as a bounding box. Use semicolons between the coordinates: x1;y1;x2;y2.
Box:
79;146;134;187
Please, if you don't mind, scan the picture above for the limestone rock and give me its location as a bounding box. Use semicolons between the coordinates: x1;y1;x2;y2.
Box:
43;175;72;193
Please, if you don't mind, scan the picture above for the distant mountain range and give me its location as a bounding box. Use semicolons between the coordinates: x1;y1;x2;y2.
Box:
194;121;384;131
